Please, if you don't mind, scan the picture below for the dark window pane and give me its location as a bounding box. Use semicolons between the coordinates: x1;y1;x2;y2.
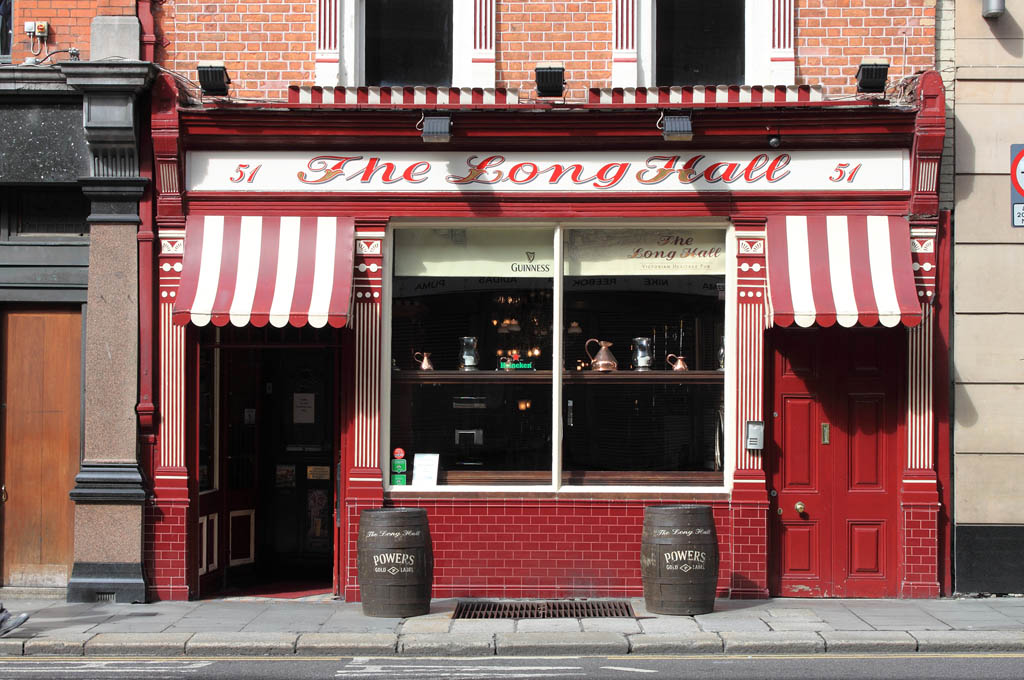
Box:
365;0;452;86
12;187;89;237
0;0;11;62
656;0;745;85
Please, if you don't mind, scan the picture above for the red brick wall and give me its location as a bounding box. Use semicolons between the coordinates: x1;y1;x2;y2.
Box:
153;1;936;104
796;0;936;95
901;504;940;598
346;498;733;601
9;0;135;64
145;499;191;601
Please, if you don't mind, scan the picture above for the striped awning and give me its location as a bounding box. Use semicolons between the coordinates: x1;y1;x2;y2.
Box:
172;215;355;328
765;215;921;328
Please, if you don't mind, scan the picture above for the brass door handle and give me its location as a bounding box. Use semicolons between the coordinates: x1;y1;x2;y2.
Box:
2;485;7;502
795;501;805;513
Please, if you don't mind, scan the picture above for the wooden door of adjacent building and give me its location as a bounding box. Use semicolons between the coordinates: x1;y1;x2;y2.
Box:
768;326;904;598
1;309;80;587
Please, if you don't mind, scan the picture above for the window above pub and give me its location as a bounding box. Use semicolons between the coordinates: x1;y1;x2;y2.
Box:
317;0;495;88
613;0;795;88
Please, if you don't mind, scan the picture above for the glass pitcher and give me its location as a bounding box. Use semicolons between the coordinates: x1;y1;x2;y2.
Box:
458;336;479;371
632;336;653;371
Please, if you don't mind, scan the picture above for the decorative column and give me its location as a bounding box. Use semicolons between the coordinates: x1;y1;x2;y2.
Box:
342;219;387;602
730;218;770;599
453;0;496;87
61;61;156;603
145;73;191;601
612;0;638;87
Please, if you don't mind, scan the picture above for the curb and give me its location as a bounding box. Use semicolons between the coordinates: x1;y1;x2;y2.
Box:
720;631;826;654
495;632;629;656
398;633;495;656
184;632;296;656
296;632;398;656
911;630;1024;652
820;631;917;653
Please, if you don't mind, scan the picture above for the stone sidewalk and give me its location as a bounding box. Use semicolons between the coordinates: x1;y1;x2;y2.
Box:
0;594;1022;656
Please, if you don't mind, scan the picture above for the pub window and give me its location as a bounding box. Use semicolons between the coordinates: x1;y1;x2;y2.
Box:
0;0;11;63
388;226;726;488
364;0;453;87
655;0;744;86
0;187;90;239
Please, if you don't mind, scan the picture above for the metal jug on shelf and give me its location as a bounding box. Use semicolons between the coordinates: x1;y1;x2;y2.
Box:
585;338;618;372
632;336;652;371
666;354;689;371
413;351;434;371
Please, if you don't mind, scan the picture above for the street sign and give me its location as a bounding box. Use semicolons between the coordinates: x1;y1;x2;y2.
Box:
1012;144;1024;227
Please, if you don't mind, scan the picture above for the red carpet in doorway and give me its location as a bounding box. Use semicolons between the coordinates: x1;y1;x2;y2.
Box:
228;581;332;599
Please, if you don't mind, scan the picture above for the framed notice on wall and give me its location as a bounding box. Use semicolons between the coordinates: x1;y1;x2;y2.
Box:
1012;144;1024;228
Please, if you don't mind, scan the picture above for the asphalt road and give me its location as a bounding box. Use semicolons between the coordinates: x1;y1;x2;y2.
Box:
0;654;1022;680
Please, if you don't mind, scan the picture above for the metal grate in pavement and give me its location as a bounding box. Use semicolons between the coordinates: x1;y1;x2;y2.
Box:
452;599;635;620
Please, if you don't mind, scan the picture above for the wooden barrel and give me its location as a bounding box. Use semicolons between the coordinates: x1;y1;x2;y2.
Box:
357;507;433;617
640;504;719;615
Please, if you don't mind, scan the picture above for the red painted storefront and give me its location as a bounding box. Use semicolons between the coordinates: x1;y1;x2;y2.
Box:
141;71;951;602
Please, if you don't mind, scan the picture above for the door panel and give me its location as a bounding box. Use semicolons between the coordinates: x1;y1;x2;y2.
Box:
2;309;80;587
769;326;903;598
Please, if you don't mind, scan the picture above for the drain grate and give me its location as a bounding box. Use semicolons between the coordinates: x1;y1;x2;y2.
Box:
453;599;635;620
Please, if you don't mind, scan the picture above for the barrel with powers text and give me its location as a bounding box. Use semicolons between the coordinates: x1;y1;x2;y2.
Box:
640;504;719;615
357;507;433;617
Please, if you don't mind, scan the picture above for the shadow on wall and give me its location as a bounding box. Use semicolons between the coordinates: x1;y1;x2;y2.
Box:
984;10;1023;59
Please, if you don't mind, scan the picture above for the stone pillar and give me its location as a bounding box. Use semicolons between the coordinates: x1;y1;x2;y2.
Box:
61;61;155;603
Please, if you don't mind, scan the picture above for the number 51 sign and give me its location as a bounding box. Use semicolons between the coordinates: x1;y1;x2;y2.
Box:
1012;144;1024;227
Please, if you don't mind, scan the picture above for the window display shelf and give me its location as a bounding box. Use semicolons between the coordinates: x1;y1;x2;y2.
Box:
391;370;725;385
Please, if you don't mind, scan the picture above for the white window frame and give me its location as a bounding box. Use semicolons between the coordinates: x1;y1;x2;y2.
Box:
317;0;495;88
614;0;795;88
380;219;737;495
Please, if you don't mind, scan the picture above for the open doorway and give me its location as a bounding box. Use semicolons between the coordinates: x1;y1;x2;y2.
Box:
195;326;341;598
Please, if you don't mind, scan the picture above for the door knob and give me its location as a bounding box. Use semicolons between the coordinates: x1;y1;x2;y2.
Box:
794;501;805;513
1;485;7;502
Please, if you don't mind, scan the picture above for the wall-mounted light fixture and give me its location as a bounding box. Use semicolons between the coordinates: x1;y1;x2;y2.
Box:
855;58;889;94
418;115;452;143
658;112;693;141
197;61;231;96
983;0;1005;19
768;136;782;149
535;62;565;98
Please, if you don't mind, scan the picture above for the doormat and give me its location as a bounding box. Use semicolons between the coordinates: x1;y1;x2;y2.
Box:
215;581;334;601
453;599;635;619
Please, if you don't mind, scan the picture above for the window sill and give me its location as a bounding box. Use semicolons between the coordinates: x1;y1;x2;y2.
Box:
391;370;725;385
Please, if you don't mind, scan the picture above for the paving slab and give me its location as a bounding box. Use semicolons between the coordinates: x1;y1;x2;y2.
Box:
627;632;723;654
398;614;452;634
515;618;581;633
296;632;397;656
766;608;820;619
636;616;702;634
820;631;918;653
580;618;642;633
495;632;628;656
185;632;297;656
449;619;514;634
696;615;771;632
911;630;1024;652
319;610;400;634
85;632;193;656
763;620;834;632
720;631;825;654
398;632;494;656
24;634;93;656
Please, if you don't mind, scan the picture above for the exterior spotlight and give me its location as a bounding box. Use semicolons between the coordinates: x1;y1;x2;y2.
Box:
983;0;1005;18
855;58;889;94
197;61;231;96
535;62;565;98
421;115;451;143
661;114;693;142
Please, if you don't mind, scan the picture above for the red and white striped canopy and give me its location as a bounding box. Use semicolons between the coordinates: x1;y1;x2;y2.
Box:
173;215;355;328
766;215;921;328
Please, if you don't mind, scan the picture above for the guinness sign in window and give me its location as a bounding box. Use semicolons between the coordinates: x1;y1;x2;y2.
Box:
388;226;726;488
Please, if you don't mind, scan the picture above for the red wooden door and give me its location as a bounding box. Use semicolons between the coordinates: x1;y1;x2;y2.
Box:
768;326;904;597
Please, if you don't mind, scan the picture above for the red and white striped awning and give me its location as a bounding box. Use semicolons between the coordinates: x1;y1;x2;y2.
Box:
765;215;921;328
173;215;355;328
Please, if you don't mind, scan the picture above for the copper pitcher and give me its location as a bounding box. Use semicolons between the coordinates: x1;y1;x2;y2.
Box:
666;353;689;371
585;338;618;372
413;351;434;371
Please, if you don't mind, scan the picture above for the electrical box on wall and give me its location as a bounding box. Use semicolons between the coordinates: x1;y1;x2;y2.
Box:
745;421;765;450
34;21;48;38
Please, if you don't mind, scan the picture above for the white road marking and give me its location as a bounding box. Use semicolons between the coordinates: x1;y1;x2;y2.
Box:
601;666;658;673
0;660;213;674
336;661;584;678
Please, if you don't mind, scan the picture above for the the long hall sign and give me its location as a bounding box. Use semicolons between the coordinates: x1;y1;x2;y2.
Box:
186;149;909;193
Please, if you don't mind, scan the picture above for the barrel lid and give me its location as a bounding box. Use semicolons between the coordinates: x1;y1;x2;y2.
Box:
644;504;714;518
360;507;428;522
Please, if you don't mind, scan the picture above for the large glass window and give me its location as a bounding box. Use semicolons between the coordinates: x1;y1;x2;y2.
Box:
364;0;452;86
656;0;745;86
388;226;726;487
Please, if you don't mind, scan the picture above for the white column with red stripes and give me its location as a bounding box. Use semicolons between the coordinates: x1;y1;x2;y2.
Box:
731;220;771;599
453;0;496;88
612;0;638;87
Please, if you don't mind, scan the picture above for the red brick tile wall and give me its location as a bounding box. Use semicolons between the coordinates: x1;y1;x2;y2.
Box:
346;498;733;602
9;0;135;64
730;503;768;598
144;499;191;601
796;0;936;97
901;505;939;597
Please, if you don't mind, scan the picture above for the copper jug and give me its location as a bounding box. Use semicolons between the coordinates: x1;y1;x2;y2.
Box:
666;354;689;371
413;351;434;371
585;338;618;372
